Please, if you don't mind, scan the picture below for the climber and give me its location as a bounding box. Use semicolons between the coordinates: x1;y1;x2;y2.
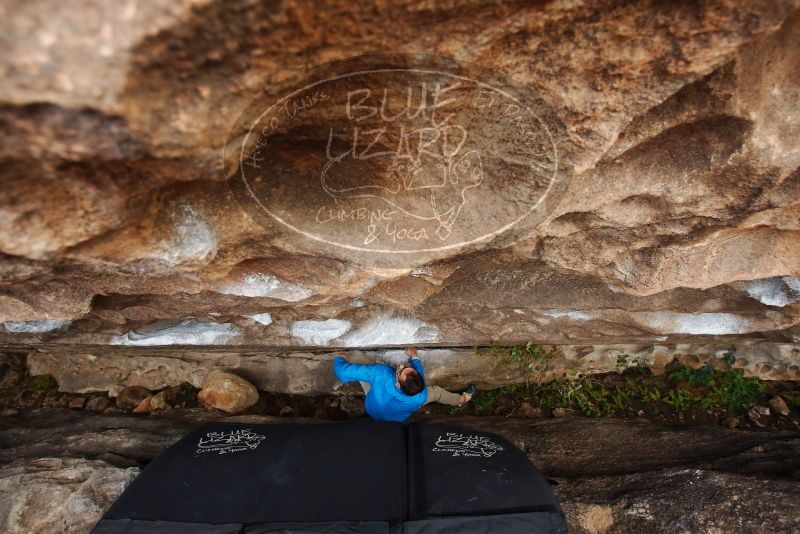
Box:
333;346;476;422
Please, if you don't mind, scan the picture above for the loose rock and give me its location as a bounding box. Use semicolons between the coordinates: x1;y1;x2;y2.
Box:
161;385;181;405
747;405;770;427
768;396;790;417
85;396;109;413
197;370;259;414
723;416;740;429
132;396;153;414
519;402;549;418
150;391;169;412
116;386;151;410
68;397;86;410
337;396;365;418
0;369;23;390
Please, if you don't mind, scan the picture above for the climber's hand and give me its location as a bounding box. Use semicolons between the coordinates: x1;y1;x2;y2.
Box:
405;347;418;358
336;352;349;361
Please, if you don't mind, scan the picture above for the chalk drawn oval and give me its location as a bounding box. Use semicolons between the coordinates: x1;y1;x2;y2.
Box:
225;54;572;267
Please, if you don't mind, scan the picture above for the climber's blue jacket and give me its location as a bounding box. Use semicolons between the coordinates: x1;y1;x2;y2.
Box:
333;356;428;422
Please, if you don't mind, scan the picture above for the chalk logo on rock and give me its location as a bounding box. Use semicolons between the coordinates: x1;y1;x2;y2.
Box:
432;432;504;458
225;53;571;268
195;429;266;455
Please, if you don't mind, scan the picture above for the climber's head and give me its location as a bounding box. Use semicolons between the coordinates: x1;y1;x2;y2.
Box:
396;364;424;396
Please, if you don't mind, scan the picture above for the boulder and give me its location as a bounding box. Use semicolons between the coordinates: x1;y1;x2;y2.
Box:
519;402;549;418
132;396;152;414
197;370;259;413
0;457;138;534
768;395;791;416
85;396;109;413
149;391;169;412
116;386;151;410
0;1;797;350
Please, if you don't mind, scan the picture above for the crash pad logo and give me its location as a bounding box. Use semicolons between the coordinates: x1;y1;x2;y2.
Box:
226;53;571;267
195;429;266;455
432;433;504;458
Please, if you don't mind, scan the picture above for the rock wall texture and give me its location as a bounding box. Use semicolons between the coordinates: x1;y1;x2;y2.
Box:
1;0;799;352
0;456;138;534
24;340;800;396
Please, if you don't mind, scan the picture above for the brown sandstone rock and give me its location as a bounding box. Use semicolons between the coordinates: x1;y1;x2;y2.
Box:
197;369;259;413
0;1;796;352
132;396;152;414
768;395;791;416
116;386;151;410
68;397;86;410
22;341;800;397
519;402;549;418
85;396;109;413
747;405;771;427
0;0;797;449
0;457;138;534
149;391;169;412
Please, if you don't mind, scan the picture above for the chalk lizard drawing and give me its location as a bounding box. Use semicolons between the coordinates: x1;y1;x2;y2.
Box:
433;432;503;457
320;146;484;241
196;429;266;455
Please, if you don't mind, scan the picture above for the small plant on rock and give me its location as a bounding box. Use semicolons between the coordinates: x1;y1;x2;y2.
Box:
615;353;649;374
506;342;558;390
664;388;695;411
22;374;62;398
670;364;714;386
713;369;765;413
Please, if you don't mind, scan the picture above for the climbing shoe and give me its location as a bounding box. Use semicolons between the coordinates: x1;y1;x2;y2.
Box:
462;384;477;402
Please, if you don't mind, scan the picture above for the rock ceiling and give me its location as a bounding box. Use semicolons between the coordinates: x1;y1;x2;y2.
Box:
0;0;798;347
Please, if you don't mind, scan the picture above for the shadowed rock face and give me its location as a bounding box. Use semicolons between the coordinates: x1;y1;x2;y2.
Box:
0;0;799;354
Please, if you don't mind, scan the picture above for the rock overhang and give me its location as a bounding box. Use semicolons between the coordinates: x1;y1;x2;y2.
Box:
0;0;797;355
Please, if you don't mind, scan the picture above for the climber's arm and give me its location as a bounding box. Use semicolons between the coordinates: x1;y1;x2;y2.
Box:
333;355;376;384
406;346;426;380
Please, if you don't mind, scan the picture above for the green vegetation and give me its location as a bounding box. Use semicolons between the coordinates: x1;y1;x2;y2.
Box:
670;364;715;386
475;347;779;420
786;394;800;409
615;353;649;373
663;388;694;411
702;367;766;412
506;342;558;388
541;379;613;417
21;374;61;397
177;382;196;397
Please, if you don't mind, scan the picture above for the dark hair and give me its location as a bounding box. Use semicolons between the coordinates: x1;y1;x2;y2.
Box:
399;370;424;396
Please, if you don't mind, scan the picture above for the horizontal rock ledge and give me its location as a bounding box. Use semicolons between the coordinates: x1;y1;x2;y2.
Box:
17;339;800;396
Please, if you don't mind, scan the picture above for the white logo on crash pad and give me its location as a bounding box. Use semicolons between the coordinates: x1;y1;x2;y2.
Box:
432;432;503;457
196;429;266;455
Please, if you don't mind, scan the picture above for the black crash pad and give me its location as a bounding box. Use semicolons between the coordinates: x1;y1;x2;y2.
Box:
96;419;566;533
